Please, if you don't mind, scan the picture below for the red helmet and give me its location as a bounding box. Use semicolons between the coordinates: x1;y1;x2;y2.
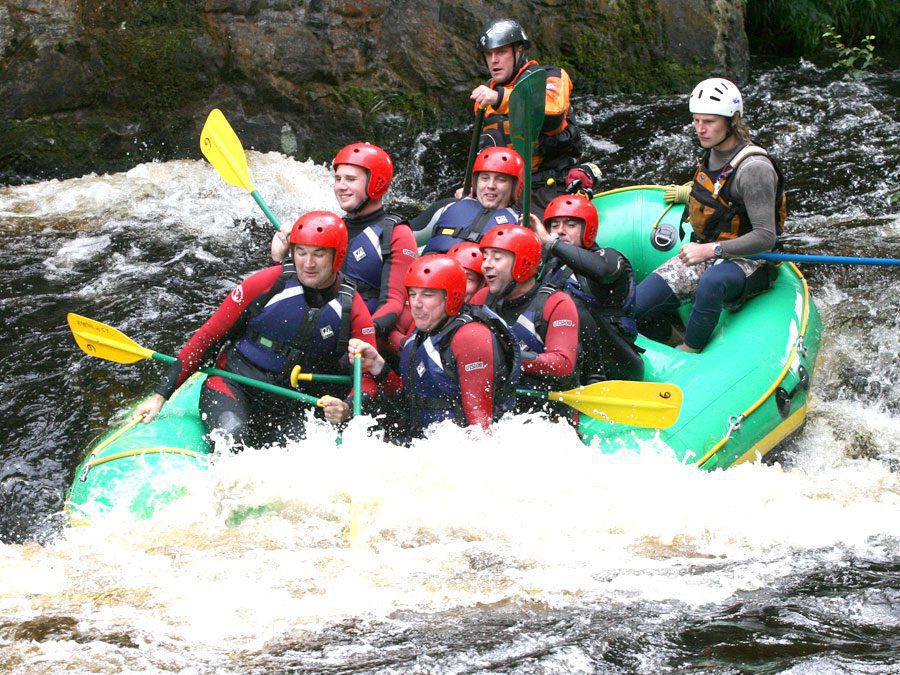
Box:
543;194;599;247
472;146;525;203
289;211;349;273
333;142;394;200
446;241;484;277
479;226;541;282
404;254;467;317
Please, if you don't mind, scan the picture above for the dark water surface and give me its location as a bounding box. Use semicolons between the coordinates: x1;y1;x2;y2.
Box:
0;59;897;673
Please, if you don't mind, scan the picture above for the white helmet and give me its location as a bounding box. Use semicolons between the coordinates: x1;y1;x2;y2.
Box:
689;78;743;117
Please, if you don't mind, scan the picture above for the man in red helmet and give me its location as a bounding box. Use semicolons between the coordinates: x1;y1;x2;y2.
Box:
384;241;487;355
271;143;417;355
351;255;520;438
447;242;486;302
529;195;644;384
470;226;580;414
471;18;593;216
136;212;377;446
414;146;524;254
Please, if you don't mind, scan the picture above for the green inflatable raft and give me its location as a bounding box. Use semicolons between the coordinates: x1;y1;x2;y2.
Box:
65;186;822;523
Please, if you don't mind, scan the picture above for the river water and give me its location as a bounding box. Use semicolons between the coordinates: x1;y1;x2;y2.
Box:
1;60;898;673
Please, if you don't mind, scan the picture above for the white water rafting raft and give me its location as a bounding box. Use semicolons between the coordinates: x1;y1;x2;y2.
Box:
66;185;822;522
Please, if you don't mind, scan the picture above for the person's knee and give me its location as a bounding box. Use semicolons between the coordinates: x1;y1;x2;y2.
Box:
635;273;676;318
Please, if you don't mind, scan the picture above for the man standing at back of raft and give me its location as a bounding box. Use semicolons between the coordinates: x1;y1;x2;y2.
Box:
634;77;786;352
271;143;418;356
134;212;377;446
470;18;594;217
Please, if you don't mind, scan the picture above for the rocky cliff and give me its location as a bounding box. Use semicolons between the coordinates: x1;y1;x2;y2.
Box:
0;0;748;182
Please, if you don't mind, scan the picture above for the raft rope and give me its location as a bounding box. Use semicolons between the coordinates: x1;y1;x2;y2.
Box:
76;415;206;483
696;262;811;467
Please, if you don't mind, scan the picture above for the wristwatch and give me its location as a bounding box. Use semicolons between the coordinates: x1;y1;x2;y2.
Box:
713;243;725;258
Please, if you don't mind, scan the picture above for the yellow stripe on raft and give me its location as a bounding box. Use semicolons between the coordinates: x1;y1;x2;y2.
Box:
731;404;808;466
84;446;208;470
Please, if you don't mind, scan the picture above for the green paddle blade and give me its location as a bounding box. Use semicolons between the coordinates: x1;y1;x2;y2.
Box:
200;108;255;193
509;69;547;222
509;69;547;167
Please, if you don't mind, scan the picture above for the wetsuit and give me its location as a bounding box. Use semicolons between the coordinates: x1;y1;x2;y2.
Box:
542;239;644;383
379;306;519;441
155;264;377;446
342;207;418;345
471;283;579;416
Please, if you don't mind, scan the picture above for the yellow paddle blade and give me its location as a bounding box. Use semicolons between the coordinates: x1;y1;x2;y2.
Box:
67;313;153;364
200;108;255;193
548;380;683;429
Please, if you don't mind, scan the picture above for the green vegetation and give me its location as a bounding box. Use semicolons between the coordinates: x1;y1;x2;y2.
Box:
745;0;898;58
822;25;882;71
92;2;209;117
553;27;705;94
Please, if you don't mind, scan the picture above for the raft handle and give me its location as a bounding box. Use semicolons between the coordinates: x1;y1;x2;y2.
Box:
650;222;679;252
775;365;809;418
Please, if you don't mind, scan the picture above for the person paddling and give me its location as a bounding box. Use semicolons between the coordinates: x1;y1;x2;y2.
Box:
470;18;598;216
529;194;644;383
352;255;520;439
271;143;418;356
135;212;377;445
635;78;786;352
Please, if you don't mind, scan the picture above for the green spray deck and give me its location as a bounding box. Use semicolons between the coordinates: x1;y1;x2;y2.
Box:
65;186;822;522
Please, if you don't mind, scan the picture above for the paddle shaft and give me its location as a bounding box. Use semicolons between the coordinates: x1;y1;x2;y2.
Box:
752;252;900;267
148;351;320;405
463;107;486;195
352;354;362;416
251;190;283;231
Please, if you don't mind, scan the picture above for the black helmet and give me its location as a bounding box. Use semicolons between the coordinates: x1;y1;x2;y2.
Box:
478;18;530;51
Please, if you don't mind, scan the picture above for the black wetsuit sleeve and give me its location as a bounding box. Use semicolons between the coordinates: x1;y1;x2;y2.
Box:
548;241;624;285
408;197;457;233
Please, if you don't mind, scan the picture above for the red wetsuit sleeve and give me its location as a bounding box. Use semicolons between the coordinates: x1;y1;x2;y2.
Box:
523;291;579;378
450;322;497;430
469;287;489;305
372;223;418;337
156;266;283;398
349;292;379;401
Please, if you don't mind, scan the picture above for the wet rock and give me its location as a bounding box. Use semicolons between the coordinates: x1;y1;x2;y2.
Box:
0;0;749;182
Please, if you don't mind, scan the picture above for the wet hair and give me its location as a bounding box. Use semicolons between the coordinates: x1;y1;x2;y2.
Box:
731;113;751;144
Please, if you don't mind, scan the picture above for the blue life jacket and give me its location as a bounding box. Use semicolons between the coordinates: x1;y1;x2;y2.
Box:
423;198;519;254
232;260;355;379
543;255;638;338
488;283;579;391
399;305;520;434
343;214;402;313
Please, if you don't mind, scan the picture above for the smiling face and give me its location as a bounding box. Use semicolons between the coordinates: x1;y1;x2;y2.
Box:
480;247;515;295
692;113;732;150
408;287;448;332
333;164;369;213
292;244;337;289
548;216;585;247
483;44;518;84
475;171;515;209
